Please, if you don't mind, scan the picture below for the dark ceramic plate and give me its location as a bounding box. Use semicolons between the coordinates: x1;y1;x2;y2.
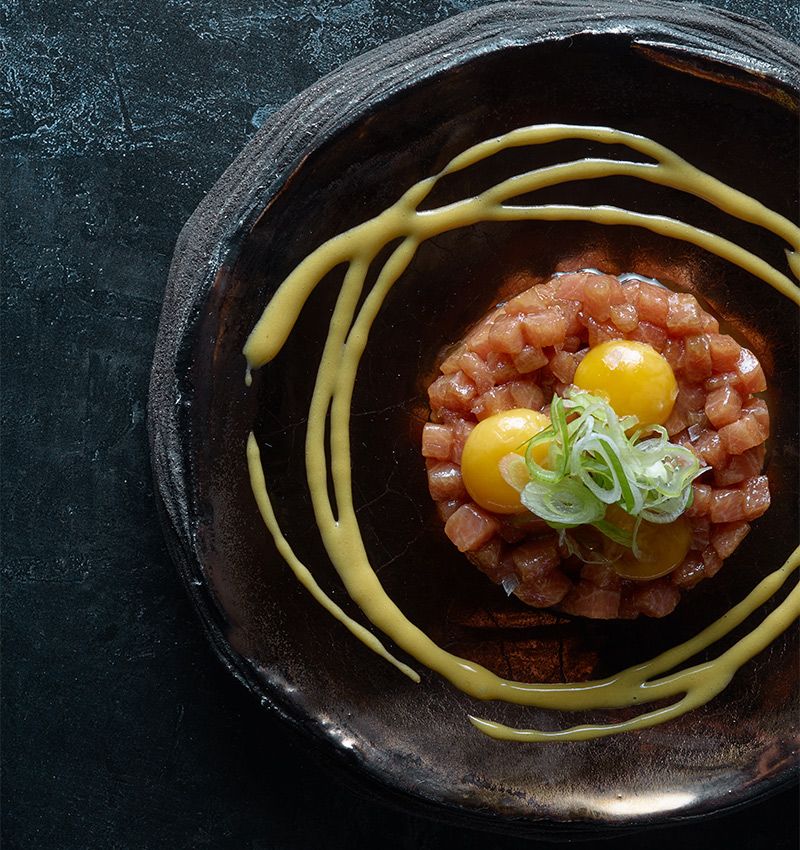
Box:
149;0;799;835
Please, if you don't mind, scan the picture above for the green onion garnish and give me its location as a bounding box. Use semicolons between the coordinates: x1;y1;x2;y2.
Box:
501;388;705;554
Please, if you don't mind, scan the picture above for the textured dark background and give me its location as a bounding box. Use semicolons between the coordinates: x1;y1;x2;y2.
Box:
2;1;799;848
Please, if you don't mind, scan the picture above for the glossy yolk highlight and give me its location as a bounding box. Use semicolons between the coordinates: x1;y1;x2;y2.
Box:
461;408;549;514
603;506;692;580
573;340;678;426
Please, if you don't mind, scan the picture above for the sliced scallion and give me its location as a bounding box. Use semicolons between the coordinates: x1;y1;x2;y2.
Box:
500;388;705;554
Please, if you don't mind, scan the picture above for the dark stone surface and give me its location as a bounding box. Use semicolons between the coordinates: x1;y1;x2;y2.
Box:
2;1;798;847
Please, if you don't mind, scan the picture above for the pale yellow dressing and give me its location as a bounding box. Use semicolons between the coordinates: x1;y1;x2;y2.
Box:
242;124;800;741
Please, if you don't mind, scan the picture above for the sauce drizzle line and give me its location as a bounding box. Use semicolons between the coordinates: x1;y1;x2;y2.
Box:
243;124;800;741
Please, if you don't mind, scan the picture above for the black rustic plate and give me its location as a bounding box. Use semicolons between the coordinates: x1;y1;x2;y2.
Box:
148;0;799;835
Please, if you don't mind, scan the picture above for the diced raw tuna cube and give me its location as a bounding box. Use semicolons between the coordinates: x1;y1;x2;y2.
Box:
513;345;549;373
549;350;580;384
684;334;712;382
735;348;767;392
505;286;549;313
635;283;670;324
553;380;570;397
701;546;724;578
428;371;477;415
666;293;704;335
664;405;689;437
705;384;742;429
421;423;454;459
427;461;468;501
671;555;706;589
488;313;526;355
628;321;667;351
692;429;727;468
444;503;500;552
511;537;561;577
742;475;770;520
485;352;518;384
515;570;572;608
609;302;639;332
580;563;622;590
622;279;641;304
512;538;571;607
508;380;544;410
521;308;568;348
713;443;765;486
499;514;550;546
448;419;474;464
711;520;750;558
469;537;508;583
630;580;680;618
533;280;561;305
677;381;707;412
559;300;583;335
690;516;711;550
457;351;494;394
472;385;516;420
465;316;496;358
617;592;639;620
439;343;466;374
719;413;766;455
709;488;746;523
473;379;544;419
708;334;742;372
686;482;712;517
743;397;770;433
498;520;527;544
585;317;623;347
583;274;625;321
662;337;685;370
560;582;620;619
437;498;464;522
471;386;511;420
555;272;593;300
700;313;720;333
704;372;737;392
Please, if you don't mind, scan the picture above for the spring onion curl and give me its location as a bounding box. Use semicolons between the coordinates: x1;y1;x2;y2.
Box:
500;389;705;556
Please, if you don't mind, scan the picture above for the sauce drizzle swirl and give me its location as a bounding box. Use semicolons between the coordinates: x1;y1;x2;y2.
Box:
243;124;800;741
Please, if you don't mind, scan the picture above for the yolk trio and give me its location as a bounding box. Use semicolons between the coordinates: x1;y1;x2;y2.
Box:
460;340;689;579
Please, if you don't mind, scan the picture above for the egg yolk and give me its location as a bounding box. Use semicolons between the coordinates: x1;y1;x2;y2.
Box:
573;340;678;426
603;506;692;580
461;408;550;514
